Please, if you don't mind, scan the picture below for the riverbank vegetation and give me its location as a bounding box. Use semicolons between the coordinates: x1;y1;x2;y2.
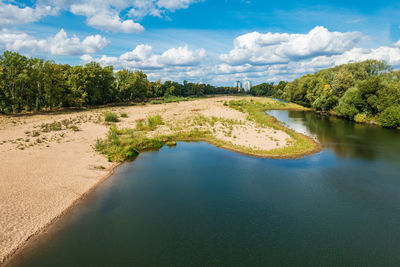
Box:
250;60;400;128
95;98;320;162
0;51;238;114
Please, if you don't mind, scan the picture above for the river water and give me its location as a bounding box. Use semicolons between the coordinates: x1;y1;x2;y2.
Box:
8;110;400;266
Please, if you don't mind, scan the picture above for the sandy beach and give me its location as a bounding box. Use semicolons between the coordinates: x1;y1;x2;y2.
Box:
0;96;297;264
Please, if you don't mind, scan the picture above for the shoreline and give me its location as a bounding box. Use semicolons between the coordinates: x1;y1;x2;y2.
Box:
2;166;118;266
0;96;321;266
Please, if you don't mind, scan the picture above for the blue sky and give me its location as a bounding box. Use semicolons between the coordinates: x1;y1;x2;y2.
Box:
1;0;400;85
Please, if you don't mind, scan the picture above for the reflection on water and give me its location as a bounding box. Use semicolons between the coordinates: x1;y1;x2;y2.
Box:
267;110;400;162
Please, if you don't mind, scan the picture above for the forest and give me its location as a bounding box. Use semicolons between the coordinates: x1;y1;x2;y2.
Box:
0;51;238;114
250;60;400;128
2;50;399;128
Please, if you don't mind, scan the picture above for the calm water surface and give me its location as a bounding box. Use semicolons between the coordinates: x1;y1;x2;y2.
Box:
8;111;400;266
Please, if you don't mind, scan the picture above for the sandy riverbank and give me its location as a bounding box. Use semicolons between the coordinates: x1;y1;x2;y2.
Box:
0;96;314;264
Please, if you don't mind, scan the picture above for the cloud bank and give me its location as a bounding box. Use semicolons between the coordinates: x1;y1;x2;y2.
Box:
0;0;201;33
0;29;109;56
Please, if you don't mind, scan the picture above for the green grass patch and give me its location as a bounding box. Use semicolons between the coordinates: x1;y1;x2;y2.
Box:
136;114;164;131
104;111;118;122
150;96;194;105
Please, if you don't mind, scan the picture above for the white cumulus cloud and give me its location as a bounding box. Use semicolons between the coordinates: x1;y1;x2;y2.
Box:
0;29;109;56
0;0;201;33
81;44;206;70
0;1;58;25
156;0;201;10
220;26;364;65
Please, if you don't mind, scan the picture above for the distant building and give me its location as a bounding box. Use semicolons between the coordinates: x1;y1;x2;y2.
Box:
244;80;252;91
235;81;242;91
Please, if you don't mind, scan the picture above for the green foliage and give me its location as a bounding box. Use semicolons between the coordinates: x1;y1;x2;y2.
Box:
148;115;164;130
0;51;241;114
354;113;368;124
248;59;397;126
336;87;364;119
378;106;400;128
120;113;128;118
104;111;118;122
135;115;164;131
96;125;208;162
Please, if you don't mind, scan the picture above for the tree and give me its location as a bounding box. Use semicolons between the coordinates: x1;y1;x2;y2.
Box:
115;70;148;101
0;51;30;112
336;87;364;119
331;68;354;97
43;61;69;109
66;66;87;107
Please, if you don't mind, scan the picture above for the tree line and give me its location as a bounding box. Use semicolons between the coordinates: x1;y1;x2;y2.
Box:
0;51;239;113
250;60;400;128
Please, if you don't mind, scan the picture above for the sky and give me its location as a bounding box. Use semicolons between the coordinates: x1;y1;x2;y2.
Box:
1;0;400;86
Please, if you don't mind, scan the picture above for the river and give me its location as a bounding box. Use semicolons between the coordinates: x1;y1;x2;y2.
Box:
7;110;400;266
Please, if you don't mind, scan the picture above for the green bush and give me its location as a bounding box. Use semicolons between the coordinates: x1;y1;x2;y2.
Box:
378;106;400;128
104;111;118;122
135;115;164;131
96;125;168;162
120;113;128;118
148;115;164;129
354;113;368;123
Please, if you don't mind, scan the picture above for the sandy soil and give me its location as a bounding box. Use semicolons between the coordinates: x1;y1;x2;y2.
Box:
0;96;291;264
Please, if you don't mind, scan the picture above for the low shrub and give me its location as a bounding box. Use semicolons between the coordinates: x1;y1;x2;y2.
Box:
354;113;368;123
96;125;166;162
120;113;128;118
147;115;164;130
104;111;118;122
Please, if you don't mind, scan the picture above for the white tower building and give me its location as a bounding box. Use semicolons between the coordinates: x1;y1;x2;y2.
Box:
244;80;252;91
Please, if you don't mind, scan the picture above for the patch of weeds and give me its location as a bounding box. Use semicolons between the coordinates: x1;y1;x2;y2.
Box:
166;141;177;147
120;113;128;118
150;100;164;105
41;121;62;132
94;165;106;170
104;111;119;122
136;115;164;131
70;125;80;132
148;115;164;129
